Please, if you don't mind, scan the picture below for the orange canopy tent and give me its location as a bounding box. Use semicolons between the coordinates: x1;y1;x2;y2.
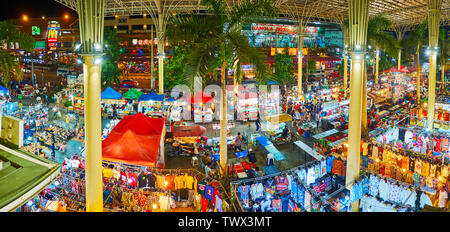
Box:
102;113;165;167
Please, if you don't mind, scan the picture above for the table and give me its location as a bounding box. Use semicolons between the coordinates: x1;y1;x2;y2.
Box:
328;138;348;147
236;151;248;162
236;172;248;179
293;140;324;162
263;165;279;175
312;129;339;140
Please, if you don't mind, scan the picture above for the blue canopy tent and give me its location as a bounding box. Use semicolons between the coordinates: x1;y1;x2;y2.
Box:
138;91;165;102
138;91;165;114
101;87;122;100
0;85;8;94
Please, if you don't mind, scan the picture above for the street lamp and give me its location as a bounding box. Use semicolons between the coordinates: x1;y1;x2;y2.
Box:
22;15;28;22
64;14;69;20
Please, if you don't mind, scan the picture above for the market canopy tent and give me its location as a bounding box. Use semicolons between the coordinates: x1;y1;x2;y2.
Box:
101;87;122;100
383;67;400;73
0;85;8;94
102;113;165;167
182;91;214;104
139;91;165;101
123;88;143;100
399;65;411;73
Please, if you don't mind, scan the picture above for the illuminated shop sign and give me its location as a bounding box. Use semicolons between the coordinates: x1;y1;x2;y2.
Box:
32;26;40;35
47;21;60;50
250;23;318;35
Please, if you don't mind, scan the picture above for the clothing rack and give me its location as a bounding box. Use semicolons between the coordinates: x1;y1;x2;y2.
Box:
368;137;449;166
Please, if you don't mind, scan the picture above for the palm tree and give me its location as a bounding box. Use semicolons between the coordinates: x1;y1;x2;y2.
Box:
361;15;400;138
401;21;428;102
165;0;276;173
438;28;448;90
0;20;34;87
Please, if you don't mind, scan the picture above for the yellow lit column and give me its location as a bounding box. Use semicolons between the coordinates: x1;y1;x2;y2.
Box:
375;49;379;84
347;0;370;212
396;31;404;70
219;60;228;173
77;0;105;212
157;26;165;94
297;19;304;98
426;0;443;131
83;56;103;212
342;26;349;98
416;43;421;103
361;69;368;138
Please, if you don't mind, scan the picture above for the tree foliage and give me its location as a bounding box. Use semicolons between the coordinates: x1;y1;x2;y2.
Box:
164;0;277;88
101;27;122;87
367;15;400;58
272;46;294;86
163;46;192;90
0;20;34;86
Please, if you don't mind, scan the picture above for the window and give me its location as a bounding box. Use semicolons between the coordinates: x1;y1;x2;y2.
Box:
117;25;128;31
131;25;144;30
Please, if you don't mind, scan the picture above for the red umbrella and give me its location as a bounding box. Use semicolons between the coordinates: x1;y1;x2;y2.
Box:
173;125;207;137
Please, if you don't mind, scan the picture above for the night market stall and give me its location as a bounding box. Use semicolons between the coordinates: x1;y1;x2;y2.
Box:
138;91;165;116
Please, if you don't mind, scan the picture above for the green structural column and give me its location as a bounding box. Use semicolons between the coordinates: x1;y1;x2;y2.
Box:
347;0;370;212
157;13;165;94
77;0;105;212
297;19;304;99
426;0;443;131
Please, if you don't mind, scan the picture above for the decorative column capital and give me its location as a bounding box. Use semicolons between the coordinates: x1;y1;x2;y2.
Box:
77;0;105;56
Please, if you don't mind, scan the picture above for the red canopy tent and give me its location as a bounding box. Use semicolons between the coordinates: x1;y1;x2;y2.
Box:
182;91;214;104
384;67;400;73
102;113;165;167
399;65;411;73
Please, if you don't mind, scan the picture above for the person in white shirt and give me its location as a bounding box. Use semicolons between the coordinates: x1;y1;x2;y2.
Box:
436;185;448;210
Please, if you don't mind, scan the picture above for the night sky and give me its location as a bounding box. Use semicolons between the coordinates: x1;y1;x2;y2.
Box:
0;0;76;21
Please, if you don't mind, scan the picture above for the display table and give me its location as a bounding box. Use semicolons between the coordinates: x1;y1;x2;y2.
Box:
236;172;248;179
263;165;279;175
293;140;324;163
312;129;339;140
254;136;286;161
236;151;248;159
328;138;348;147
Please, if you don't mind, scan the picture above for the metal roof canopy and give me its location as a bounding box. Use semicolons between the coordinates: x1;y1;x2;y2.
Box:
55;0;449;28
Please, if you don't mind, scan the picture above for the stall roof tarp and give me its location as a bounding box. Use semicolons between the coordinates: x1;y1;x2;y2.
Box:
182;92;214;104
102;113;165;167
0;85;8;94
383;67;400;73
123;88;143;99
101;87;122;100
139;92;165;101
399;65;410;73
173;125;206;137
74;91;84;98
266;114;292;124
111;112;165;135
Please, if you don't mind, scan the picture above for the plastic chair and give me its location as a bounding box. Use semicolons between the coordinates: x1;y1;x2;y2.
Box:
191;156;199;167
